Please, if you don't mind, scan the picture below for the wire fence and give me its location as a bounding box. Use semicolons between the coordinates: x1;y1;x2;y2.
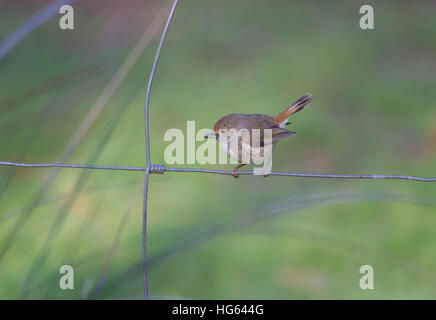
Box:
2;161;436;182
1;0;436;299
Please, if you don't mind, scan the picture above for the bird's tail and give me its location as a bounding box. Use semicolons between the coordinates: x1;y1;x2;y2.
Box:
274;93;313;126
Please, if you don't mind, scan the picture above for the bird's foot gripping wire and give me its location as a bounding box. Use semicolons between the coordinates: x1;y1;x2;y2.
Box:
231;164;246;179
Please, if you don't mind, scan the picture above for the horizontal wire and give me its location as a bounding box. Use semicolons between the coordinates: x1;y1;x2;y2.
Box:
1;161;436;182
166;168;436;181
0;161;146;171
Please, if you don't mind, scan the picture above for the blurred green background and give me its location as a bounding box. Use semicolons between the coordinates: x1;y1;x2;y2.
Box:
1;0;436;299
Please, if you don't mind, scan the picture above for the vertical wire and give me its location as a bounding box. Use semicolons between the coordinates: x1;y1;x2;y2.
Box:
142;0;179;300
144;0;179;167
142;169;150;299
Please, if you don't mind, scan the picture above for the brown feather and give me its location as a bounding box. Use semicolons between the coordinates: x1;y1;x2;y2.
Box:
213;113;295;146
211;94;313;167
274;93;313;125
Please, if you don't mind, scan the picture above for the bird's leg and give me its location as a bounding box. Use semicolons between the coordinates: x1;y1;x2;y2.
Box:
231;164;246;179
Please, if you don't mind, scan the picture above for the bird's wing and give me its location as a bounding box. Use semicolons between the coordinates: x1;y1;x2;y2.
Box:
270;127;296;145
261;120;296;146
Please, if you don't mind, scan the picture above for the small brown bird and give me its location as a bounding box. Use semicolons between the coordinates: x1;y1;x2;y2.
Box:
206;93;313;178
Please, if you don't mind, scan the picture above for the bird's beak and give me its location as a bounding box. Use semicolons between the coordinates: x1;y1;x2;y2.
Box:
204;132;216;139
